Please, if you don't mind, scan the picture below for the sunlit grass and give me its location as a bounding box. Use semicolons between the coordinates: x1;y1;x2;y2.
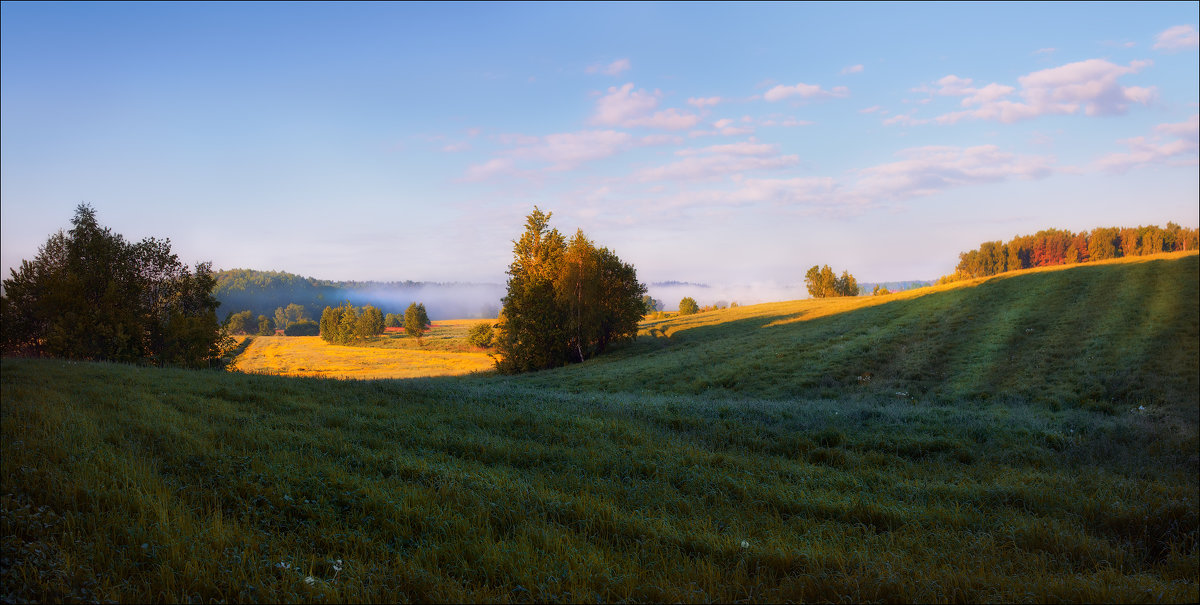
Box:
230;334;495;379
2;251;1196;602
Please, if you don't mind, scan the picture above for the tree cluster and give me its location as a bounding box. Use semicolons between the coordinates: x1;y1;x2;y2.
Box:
495;208;647;373
273;303;309;332
1;204;222;367
805;265;860;298
319;302;385;344
283;320;320;336
949;223;1199;281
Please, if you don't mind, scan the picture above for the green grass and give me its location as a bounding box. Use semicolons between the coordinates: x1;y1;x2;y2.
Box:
2;253;1197;602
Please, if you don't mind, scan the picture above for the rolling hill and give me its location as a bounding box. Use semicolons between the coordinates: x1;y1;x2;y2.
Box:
2;252;1196;602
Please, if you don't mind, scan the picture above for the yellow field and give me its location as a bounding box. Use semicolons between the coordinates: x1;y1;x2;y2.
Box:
229;334;495;379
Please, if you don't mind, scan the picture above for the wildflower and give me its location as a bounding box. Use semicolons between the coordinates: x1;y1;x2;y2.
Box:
332;559;343;573
304;576;316;585
740;540;749;548
276;561;291;570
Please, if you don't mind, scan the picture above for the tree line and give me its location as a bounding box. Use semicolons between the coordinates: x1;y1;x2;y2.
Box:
947;223;1199;281
1;205;222;367
495;208;647;373
805;265;860;298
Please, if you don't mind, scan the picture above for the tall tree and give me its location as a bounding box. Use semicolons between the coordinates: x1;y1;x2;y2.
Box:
495;208;646;373
404;302;430;342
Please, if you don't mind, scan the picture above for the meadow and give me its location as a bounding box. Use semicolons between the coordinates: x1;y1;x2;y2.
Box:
2;252;1197;603
228;319;495;380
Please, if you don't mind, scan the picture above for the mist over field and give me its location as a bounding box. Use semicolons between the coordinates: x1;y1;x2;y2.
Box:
344;283;504;320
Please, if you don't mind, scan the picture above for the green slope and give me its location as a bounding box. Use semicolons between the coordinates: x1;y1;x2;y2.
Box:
2;252;1197;603
501;252;1199;412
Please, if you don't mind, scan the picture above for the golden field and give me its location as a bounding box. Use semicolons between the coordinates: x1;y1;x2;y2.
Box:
229;321;496;379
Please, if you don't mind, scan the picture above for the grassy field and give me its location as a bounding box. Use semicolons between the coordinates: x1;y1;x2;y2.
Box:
228;320;495;380
2;252;1197;602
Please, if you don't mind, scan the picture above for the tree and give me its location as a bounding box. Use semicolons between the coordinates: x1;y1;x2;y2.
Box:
273;303;308;331
0;204;222;367
404;302;430;342
226;310;254;335
356;305;385;340
495;208;647;373
385;312;402;328
678;297;699;315
873;284;891;296
256;315;275;336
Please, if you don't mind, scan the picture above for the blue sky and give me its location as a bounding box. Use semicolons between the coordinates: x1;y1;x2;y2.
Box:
3;2;1197;301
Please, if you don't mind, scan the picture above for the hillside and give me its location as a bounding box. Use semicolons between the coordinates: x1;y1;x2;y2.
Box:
502;252;1199;413
2;252;1197;602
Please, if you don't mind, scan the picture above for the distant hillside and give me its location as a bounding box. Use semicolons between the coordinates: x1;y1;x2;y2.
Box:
213;268;503;321
505;252;1200;410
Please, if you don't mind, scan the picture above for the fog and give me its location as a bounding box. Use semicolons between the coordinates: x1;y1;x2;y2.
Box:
345;283;505;320
647;282;810;311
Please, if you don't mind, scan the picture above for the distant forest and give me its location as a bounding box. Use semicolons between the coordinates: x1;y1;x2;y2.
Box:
947;223;1198;282
213;269;503;322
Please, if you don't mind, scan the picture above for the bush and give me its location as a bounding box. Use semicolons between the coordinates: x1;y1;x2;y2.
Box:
283;320;320;336
678;297;699;315
466;321;494;348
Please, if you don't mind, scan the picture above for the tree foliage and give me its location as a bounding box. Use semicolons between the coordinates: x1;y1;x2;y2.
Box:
273;303;308;331
678;297;700;315
466;321;494;348
950;223;1199;281
256;315;275;336
403;303;430;342
319;302;385;345
283;320;320;336
0;204;222;367
805;265;859;298
495;208;647;373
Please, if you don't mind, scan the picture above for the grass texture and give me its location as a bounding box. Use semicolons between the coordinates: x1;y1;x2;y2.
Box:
2;252;1196;603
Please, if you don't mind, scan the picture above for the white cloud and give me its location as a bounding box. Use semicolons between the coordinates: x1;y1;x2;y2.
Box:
907;59;1157;125
859;105;884;114
1153;25;1199;51
1096;114;1199;172
464;158;515;181
586;58;632;75
763;82;849;102
512;129;634;170
591;83;700;130
441;142;470;152
638;140;798;181
676;141;779;156
1033;47;1056;56
854;145;1054;199
841;64;864;75
687;96;722;108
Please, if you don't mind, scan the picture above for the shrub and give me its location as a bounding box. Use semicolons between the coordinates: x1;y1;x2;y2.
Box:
283;320;319;336
466;321;494;348
678;297;699;315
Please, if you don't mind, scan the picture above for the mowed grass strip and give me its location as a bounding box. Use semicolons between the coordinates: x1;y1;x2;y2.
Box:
2;253;1196;602
505;252;1198;413
2;358;1196;603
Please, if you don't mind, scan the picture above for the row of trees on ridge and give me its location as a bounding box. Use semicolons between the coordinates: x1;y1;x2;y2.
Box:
949;224;1198;281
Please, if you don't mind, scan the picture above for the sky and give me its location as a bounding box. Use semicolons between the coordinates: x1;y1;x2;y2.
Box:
2;2;1198;302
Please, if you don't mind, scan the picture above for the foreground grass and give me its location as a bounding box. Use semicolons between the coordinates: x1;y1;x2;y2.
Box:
3;359;1196;603
2;253;1197;602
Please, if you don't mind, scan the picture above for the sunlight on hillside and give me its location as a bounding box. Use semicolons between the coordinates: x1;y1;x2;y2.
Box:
642;251;1199;333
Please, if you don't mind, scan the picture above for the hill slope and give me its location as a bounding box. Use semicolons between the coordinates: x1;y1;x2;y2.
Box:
502;252;1199;412
2;252;1197;602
